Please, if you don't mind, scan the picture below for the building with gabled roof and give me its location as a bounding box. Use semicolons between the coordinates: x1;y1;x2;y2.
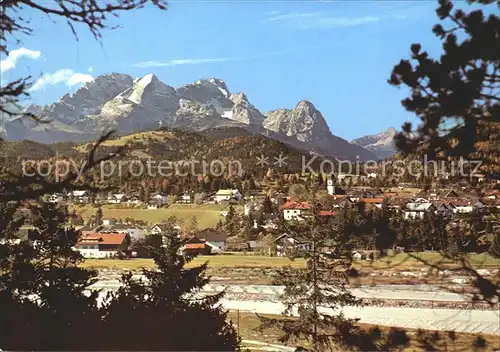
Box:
214;189;242;203
404;202;436;219
281;201;311;221
74;233;128;258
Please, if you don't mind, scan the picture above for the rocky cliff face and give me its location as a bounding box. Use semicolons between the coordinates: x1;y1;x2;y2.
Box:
264;101;376;161
30;73;134;125
4;73;377;161
351;128;398;159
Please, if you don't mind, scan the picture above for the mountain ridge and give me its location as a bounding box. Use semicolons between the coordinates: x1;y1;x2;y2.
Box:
350;127;398;159
3;73;378;161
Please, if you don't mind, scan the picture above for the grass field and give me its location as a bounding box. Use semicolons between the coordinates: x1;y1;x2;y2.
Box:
73;203;240;229
229;312;500;351
81;255;306;270
81;252;499;270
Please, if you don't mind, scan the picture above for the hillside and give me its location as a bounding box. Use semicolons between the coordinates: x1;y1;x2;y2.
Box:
1;127;325;176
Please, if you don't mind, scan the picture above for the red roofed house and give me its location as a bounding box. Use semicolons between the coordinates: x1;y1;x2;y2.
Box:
282;201;337;221
360;197;385;209
319;210;337;217
281;201;311;221
75;233;128;259
182;237;212;255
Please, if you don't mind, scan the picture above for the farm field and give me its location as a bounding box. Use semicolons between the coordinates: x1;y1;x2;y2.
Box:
73;203;241;229
81;252;499;270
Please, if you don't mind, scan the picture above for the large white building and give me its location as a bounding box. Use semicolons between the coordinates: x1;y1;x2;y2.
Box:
404;202;436;219
214;189;242;203
281;201;311;221
74;233;127;259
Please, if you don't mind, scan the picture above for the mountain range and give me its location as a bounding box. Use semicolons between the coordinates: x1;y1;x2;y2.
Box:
1;73;398;161
350;128;398;159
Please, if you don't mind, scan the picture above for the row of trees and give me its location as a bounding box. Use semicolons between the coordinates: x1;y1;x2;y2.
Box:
0;202;239;350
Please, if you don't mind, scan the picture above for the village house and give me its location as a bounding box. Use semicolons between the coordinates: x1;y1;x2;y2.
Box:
274;233;311;257
416;189;461;200
282;201;311;221
99;224;146;240
151;193;168;204
102;217;117;226
74;233;128;259
360;197;385;209
349;190;383;202
106;193;126;204
126;196;142;206
79;223;101;236
386;197;411;212
69;190;89;203
404;202;436;219
177;193;193;204
48;193;64;204
432;201;455;217
147;201;161;209
192;229;227;252
448;199;485;213
214;189;242;203
149;223;177;236
182;237;211;256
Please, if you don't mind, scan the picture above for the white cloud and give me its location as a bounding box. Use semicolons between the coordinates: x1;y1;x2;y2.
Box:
266;12;380;29
132;56;244;68
312;16;379;28
267;12;318;22
29;69;93;92
0;47;41;72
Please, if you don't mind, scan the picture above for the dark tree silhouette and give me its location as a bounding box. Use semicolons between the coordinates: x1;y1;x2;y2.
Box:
259;185;361;351
389;0;499;172
102;231;239;350
95;206;103;227
388;0;500;308
0;203;101;350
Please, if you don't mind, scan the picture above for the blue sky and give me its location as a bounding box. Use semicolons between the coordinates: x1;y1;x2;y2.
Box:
2;0;451;140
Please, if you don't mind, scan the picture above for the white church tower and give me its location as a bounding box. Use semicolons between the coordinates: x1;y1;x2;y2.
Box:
327;178;335;195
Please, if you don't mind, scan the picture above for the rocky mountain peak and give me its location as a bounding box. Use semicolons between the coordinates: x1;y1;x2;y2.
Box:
295;100;316;111
228;92;265;125
23;72;134;125
387;127;397;134
263;100;330;144
191;78;230;98
351;127;398;159
5;73;378;161
230;92;249;106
